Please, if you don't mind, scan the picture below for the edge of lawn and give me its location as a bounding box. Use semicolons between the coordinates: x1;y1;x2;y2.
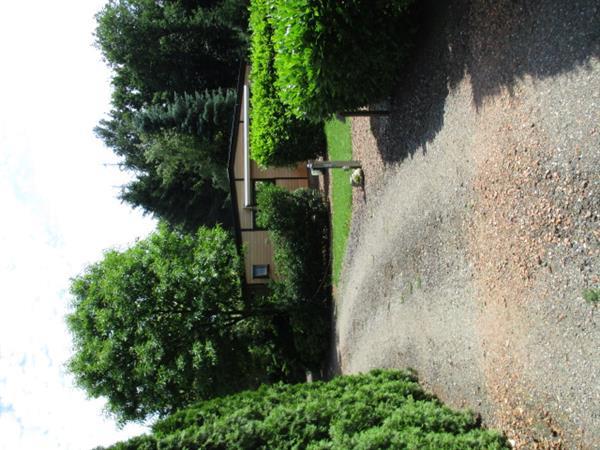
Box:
324;118;353;287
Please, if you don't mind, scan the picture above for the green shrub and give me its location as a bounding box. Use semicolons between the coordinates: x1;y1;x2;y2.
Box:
249;0;326;166
102;370;509;449
271;0;417;120
256;185;331;372
256;185;329;297
583;288;599;304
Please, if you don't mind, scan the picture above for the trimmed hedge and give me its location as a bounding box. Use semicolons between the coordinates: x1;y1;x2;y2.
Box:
250;0;417;122
249;0;326;166
256;184;331;372
102;370;509;449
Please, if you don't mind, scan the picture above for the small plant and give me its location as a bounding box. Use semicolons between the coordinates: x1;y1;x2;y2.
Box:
583;288;599;304
350;168;364;186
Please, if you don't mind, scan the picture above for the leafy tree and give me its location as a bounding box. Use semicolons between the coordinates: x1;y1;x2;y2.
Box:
67;225;264;422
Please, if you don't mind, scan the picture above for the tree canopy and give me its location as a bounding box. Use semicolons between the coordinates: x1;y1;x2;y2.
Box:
99;88;237;231
94;0;248;230
67;225;261;422
95;0;247;110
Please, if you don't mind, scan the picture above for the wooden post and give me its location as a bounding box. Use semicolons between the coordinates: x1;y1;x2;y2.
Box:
308;160;362;175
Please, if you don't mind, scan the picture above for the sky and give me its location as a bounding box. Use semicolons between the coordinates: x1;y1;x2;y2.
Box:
0;1;157;448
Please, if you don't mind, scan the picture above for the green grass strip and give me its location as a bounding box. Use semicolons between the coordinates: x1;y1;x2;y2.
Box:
325;118;353;286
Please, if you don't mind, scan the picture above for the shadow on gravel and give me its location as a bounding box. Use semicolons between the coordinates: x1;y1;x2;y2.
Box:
372;0;600;164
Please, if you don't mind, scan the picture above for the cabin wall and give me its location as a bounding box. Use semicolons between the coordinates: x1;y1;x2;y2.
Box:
230;65;311;286
242;230;273;285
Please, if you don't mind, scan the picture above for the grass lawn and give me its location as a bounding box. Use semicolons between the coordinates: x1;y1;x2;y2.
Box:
324;118;353;286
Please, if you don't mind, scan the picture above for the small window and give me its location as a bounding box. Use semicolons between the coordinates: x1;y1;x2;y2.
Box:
252;264;269;279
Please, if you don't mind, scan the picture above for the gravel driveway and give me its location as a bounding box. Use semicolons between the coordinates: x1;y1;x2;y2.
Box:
332;1;599;448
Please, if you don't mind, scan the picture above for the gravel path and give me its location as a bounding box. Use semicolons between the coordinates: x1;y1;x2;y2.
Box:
332;1;599;448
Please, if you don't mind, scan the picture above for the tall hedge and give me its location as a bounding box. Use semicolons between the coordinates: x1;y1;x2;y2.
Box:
253;0;416;121
249;0;326;166
101;370;509;449
255;185;330;300
256;185;331;372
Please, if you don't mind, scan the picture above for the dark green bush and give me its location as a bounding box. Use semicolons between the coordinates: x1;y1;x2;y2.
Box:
255;185;329;298
256;185;331;372
102;370;509;449
271;0;417;121
249;0;326;166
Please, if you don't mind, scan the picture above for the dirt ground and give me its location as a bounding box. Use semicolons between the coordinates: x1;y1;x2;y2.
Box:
331;1;599;448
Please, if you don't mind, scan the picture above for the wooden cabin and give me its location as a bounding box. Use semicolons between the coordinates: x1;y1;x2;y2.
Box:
228;64;310;291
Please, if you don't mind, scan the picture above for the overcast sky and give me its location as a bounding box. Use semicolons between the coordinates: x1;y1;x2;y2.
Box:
0;1;157;448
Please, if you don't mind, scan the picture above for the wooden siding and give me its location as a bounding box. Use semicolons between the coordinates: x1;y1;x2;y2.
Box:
250;161;308;179
275;178;309;190
233;121;245;178
230;64;311;286
242;230;274;285
232;143;308;181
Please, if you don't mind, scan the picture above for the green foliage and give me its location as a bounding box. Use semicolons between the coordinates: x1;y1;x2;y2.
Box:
95;89;237;231
256;185;330;372
95;0;247;230
251;0;417;121
139;131;228;193
118;162;232;232
121;88;237;229
101;370;509;449
582;288;599;304
95;0;247;109
67;225;265;422
249;0;326;167
135;89;236;147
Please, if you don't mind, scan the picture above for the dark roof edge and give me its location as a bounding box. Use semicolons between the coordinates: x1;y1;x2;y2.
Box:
228;61;251;297
228;60;247;255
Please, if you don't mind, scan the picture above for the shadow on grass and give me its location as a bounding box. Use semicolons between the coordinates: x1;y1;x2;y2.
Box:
372;0;599;163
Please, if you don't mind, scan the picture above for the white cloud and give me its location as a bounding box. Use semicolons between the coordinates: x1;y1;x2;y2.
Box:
0;1;158;449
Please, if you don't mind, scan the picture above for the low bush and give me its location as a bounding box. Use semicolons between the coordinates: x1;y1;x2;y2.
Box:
271;0;417;121
256;184;330;372
249;0;326;166
583;288;599;304
101;370;509;449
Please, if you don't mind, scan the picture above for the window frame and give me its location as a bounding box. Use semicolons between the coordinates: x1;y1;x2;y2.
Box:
252;264;270;279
